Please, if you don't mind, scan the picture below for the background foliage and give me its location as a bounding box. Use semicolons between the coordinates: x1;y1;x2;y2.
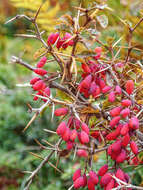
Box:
0;0;143;189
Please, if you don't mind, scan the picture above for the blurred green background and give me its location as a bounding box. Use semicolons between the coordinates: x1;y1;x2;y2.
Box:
0;0;143;189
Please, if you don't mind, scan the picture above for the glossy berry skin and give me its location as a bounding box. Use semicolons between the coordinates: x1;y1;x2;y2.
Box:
80;131;89;144
125;80;134;95
77;149;88;158
73;169;81;181
56;122;67;136
54;107;68;116
130;141;138;155
89;171;99;185
34;68;47;76
98;164;108;176
74;176;84;189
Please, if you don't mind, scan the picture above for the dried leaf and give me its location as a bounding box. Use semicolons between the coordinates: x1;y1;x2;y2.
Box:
96;15;108;28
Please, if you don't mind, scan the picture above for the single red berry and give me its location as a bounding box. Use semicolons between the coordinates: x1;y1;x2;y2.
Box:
130;141;138;155
66;141;74;150
111;140;122;153
102;86;112;93
115;85;122;95
129;117;139;130
82;63;91;73
121;99;132;107
81;123;89;135
100;173;112;187
56;121;67;135
115;168;125;181
106;179;115;190
95;47;102;54
32;80;45;91
110;116;120;128
122;133;130;147
47;32;59;45
30;77;40;85
54;107;68;116
74;176;84;189
43;87;50;96
80;131;89;144
87;178;95;190
116;149;126;163
108;91;115;102
73;169;81;181
120;123;129;136
125;80;134;95
77;149;88;158
36;56;47;68
120;108;130;118
89;171;99;185
70;129;77;141
61;127;70;141
34;68;47;76
110;107;121;117
98;164;108;176
82;174;87;187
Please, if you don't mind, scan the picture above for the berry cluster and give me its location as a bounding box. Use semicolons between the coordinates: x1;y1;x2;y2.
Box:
47;32;74;49
30;56;50;101
28;31;141;189
73;166;132;190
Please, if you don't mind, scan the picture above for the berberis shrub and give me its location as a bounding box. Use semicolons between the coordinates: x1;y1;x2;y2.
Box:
7;1;143;190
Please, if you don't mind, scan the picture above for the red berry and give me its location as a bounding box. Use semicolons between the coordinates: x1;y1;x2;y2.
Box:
81;123;89;135
116;149;126;163
129;117;139;130
121;99;132;107
112;140;122;153
120;123;129;136
87;178;95;190
47;32;59;45
102;86;112;93
43;87;50;96
32;80;45;91
66;141;74;150
115;168;125;181
77;149;88;158
56;122;67;135
106;179;115;190
98;164;108;176
82;63;91;73
80;131;89;144
125;80;134;95
62;127;70;141
30;77;40;85
110;116;120;128
115;85;122;95
54;107;68;116
110;107;121;117
120;108;130;118
82;174;87;187
122;133;130;147
36;56;47;68
108;91;115;102
130;141;138;155
70;129;77;141
73;169;81;181
74;176;84;189
89;171;99;185
95;47;102;54
34;68;47;76
100;173;112;187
